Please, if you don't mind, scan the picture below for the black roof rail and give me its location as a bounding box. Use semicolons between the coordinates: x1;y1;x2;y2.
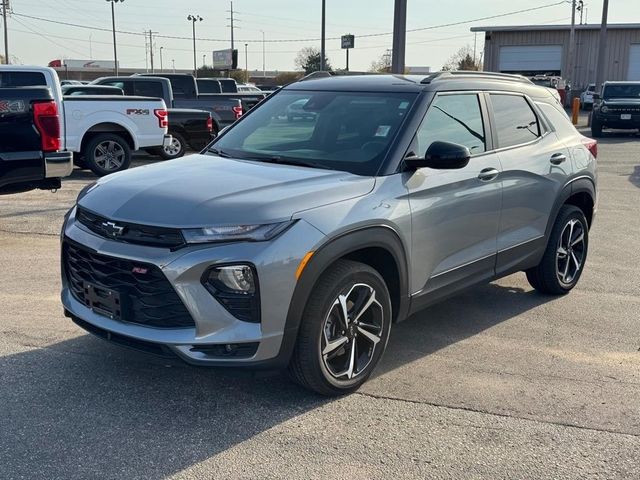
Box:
421;71;533;85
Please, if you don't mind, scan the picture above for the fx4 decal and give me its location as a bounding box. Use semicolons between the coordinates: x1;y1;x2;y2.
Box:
0;100;26;114
126;109;150;115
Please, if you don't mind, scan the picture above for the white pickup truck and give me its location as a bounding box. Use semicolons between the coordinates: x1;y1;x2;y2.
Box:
0;66;171;176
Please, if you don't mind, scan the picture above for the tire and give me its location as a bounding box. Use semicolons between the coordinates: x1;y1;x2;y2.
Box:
288;260;392;396
157;132;186;160
591;118;603;138
526;205;589;295
83;133;131;176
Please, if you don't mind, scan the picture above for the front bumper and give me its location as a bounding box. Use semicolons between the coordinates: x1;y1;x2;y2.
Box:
61;208;325;367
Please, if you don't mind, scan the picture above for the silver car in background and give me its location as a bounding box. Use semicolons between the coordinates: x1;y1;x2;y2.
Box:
61;72;597;395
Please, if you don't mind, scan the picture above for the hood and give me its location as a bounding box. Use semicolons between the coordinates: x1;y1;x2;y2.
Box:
79;155;375;227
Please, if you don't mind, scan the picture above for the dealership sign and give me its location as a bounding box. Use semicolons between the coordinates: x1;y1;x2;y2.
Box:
341;35;355;49
212;49;238;70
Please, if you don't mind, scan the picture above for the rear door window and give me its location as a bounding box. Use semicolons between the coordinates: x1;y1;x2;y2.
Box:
415;93;486;155
133;81;164;98
490;94;541;148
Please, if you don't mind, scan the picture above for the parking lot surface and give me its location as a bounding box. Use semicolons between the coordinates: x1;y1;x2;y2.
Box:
1;135;639;479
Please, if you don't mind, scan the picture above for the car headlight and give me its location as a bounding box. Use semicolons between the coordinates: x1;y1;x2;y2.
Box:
600;105;609;114
182;221;295;244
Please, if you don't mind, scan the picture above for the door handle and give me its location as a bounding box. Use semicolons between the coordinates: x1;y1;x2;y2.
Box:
550;153;567;165
478;168;500;181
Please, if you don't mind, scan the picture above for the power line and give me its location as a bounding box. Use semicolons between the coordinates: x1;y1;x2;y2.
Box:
12;2;566;44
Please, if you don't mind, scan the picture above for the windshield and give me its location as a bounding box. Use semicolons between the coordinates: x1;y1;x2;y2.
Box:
210;90;417;176
603;84;640;99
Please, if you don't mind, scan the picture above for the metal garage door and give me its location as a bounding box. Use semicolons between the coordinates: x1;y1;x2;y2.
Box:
498;45;562;73
628;44;640;81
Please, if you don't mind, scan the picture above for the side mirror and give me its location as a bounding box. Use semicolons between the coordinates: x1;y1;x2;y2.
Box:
404;141;471;170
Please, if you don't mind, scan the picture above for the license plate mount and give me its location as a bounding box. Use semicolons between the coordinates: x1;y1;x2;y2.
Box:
83;282;123;320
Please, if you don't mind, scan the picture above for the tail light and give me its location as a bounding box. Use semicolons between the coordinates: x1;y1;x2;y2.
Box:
232;105;243;120
206;116;213;132
582;138;598;158
154;109;169;128
33;100;61;152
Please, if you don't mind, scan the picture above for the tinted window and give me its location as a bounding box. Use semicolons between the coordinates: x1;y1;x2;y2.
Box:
197;80;222;94
212;90;417;176
134;81;164;98
219;79;237;93
0;71;46;87
415;94;486;155
603;84;640;99
490;94;540;148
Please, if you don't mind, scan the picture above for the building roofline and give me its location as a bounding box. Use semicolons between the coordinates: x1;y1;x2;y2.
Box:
470;23;640;32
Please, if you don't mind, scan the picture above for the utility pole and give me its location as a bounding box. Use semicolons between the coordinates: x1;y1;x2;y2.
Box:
187;14;203;77
148;30;158;73
595;0;609;94
320;0;326;71
106;0;123;75
261;30;266;78
2;0;9;64
391;0;407;74
160;46;164;72
229;1;235;51
244;43;248;83
568;0;577;91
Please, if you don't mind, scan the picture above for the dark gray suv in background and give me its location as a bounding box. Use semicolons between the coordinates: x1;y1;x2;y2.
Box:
61;72;598;395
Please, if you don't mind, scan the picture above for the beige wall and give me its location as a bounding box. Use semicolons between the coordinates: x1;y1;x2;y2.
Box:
482;27;640;89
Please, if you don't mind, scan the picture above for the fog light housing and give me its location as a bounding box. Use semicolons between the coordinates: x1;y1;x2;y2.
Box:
202;264;260;323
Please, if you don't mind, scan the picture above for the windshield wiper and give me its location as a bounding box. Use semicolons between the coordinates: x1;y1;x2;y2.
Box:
207;147;233;158
242;155;327;169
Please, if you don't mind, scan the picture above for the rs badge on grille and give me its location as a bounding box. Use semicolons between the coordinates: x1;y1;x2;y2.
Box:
102;221;125;237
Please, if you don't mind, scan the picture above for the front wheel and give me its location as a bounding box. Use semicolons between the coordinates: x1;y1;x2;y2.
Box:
288;260;392;396
526;205;589;295
83;134;131;176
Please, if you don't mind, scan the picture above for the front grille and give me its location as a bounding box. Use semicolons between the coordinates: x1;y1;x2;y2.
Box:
63;240;195;329
76;207;185;249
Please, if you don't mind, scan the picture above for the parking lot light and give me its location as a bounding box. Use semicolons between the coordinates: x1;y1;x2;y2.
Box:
187;14;203;77
106;0;124;76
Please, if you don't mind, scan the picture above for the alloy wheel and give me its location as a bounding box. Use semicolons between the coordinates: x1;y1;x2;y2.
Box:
556;218;586;285
320;283;385;380
94;141;125;171
164;137;183;157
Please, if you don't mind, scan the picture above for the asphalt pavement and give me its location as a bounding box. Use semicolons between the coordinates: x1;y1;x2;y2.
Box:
0;133;639;479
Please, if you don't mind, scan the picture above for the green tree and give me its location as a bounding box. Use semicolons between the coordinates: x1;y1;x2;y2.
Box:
294;47;332;74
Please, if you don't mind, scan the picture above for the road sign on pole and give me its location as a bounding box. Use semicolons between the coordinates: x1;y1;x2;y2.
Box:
341;34;354;72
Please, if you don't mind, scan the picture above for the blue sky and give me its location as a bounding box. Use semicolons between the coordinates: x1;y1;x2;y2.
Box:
5;0;640;72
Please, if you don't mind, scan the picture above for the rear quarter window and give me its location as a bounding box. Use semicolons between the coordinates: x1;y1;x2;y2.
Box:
536;101;579;139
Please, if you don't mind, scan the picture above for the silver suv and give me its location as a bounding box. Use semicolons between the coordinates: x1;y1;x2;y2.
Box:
61;72;598;396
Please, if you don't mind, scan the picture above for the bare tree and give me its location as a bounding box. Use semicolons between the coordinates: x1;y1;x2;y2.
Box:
370;50;392;73
442;46;482;71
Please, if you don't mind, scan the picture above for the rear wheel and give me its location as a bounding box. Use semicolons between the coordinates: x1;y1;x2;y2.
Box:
157;132;186;160
83;134;131;176
591;118;603;137
288;260;392;396
526;205;589;295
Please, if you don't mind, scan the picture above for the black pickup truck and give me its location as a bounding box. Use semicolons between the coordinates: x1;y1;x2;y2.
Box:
141;74;267;113
93;75;239;134
0;87;72;195
147;108;213;159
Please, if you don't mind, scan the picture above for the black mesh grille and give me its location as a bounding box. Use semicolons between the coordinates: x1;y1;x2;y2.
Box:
76;207;185;249
63;240;195;329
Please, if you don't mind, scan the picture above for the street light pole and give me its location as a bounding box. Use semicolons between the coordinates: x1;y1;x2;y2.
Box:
320;0;326;71
595;0;609;94
244;43;248;83
160;46;163;72
172;59;175;73
187;14;203;77
391;0;407;74
202;54;206;68
106;0;123;75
